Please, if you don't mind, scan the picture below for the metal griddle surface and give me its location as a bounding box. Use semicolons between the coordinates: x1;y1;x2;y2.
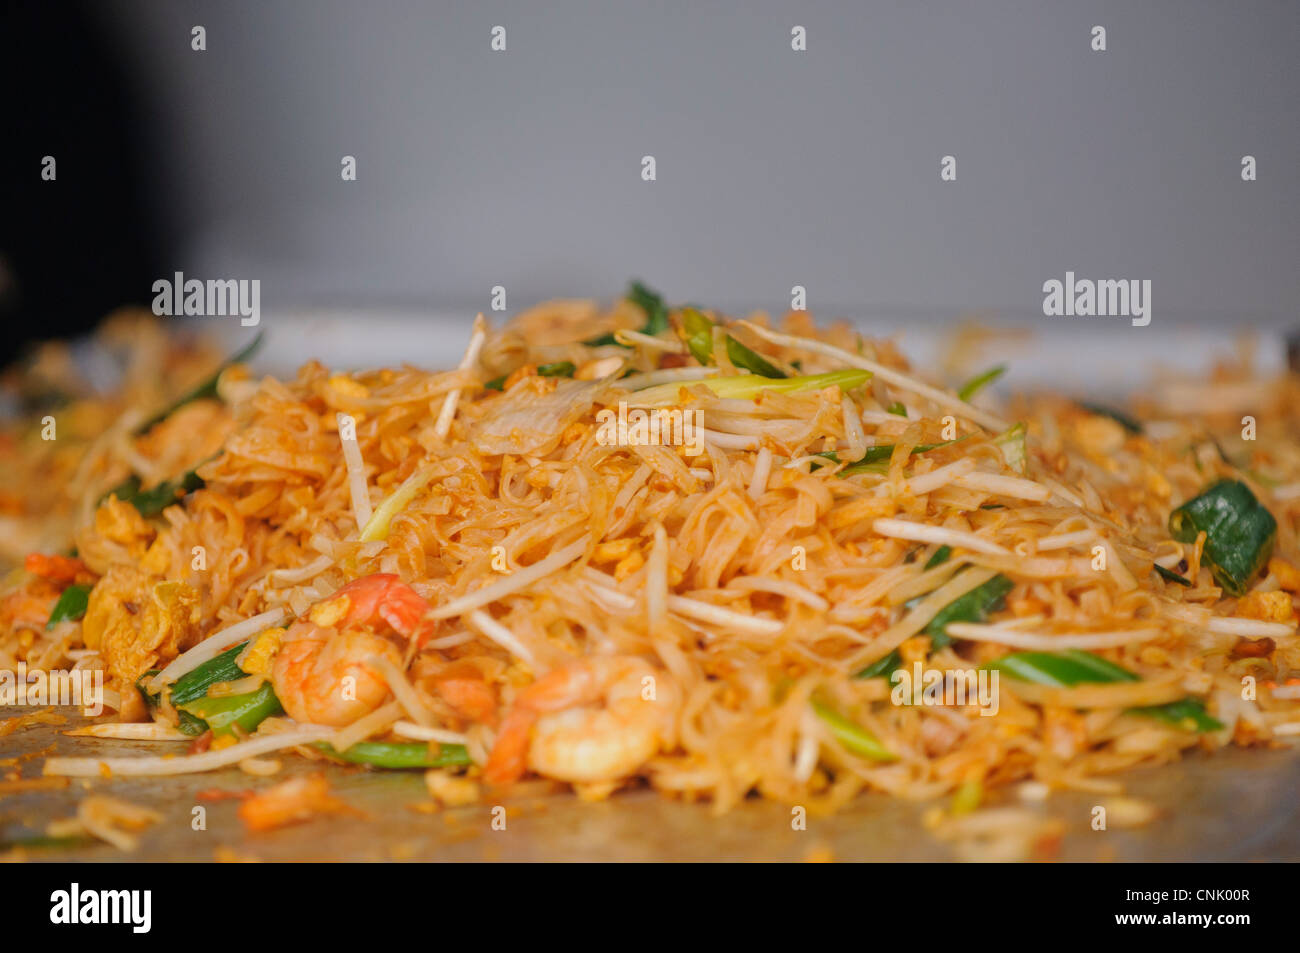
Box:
2;707;1297;861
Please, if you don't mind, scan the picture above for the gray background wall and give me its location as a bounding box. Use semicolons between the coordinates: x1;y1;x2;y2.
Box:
99;0;1298;327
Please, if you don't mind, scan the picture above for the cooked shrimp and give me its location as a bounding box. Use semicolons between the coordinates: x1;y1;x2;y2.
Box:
484;656;676;785
271;573;430;727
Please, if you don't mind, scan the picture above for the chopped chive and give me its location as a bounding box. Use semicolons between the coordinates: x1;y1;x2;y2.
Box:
537;361;576;378
922;575;1014;649
992;422;1027;474
982;649;1223;732
854;649;901;680
810;699;896;761
1153;563;1193;587
923;545;952;570
177;682;283;738
311;740;472;769
134;333;263;435
835;436;967;478
633;368;869;406
585;280;670;346
680;307;784;378
957;365;1006;402
46;584;92;630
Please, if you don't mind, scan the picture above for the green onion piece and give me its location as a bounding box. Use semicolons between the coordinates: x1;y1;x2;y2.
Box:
983;648;1135;687
633;368;869;406
537;361;576;378
311;740;472;769
626;280;669;336
992;422;1027;474
837;436;966;478
167;643;249;707
0;833;97;852
957;365;1006;402
854;649;901;680
177;682;283;738
134;332;264;435
886;401;907;417
103;466;206;518
177;711;209;736
681;308;715;366
680;307;784;378
136;668;207;733
1168;480;1277;597
1078;401;1142;435
585;280;670;346
923;574;1014;650
725;333;783;378
982;649;1223;732
46;584;92;631
359;465;438;542
951;777;983;815
924;545;952;570
485;361;575;392
1141;698;1224;733
1153;564;1192;587
810;699;896;762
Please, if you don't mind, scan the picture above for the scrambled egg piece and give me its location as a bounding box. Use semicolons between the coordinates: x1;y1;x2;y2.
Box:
94;497;154;550
1269;557;1300;593
76;497;156;573
238;627;285;677
83;567;201;717
308;595;350;627
1236;589;1295;624
1071;415;1127;457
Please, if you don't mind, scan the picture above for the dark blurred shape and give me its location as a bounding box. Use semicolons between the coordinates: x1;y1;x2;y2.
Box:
0;0;165;367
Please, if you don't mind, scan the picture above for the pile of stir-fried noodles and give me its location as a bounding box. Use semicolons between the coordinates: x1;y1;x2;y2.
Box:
4;285;1300;814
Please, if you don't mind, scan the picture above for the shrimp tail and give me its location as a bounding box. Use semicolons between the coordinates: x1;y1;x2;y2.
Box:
483;707;538;785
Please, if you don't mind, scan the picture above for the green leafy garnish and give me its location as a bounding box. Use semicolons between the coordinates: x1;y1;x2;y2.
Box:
311;740;472;769
982;649;1223;732
886;401;907;417
810;699;896;761
1168;480;1277;597
1078;401;1143;435
134;332;263;435
45;584;92;630
957;365;1006;402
